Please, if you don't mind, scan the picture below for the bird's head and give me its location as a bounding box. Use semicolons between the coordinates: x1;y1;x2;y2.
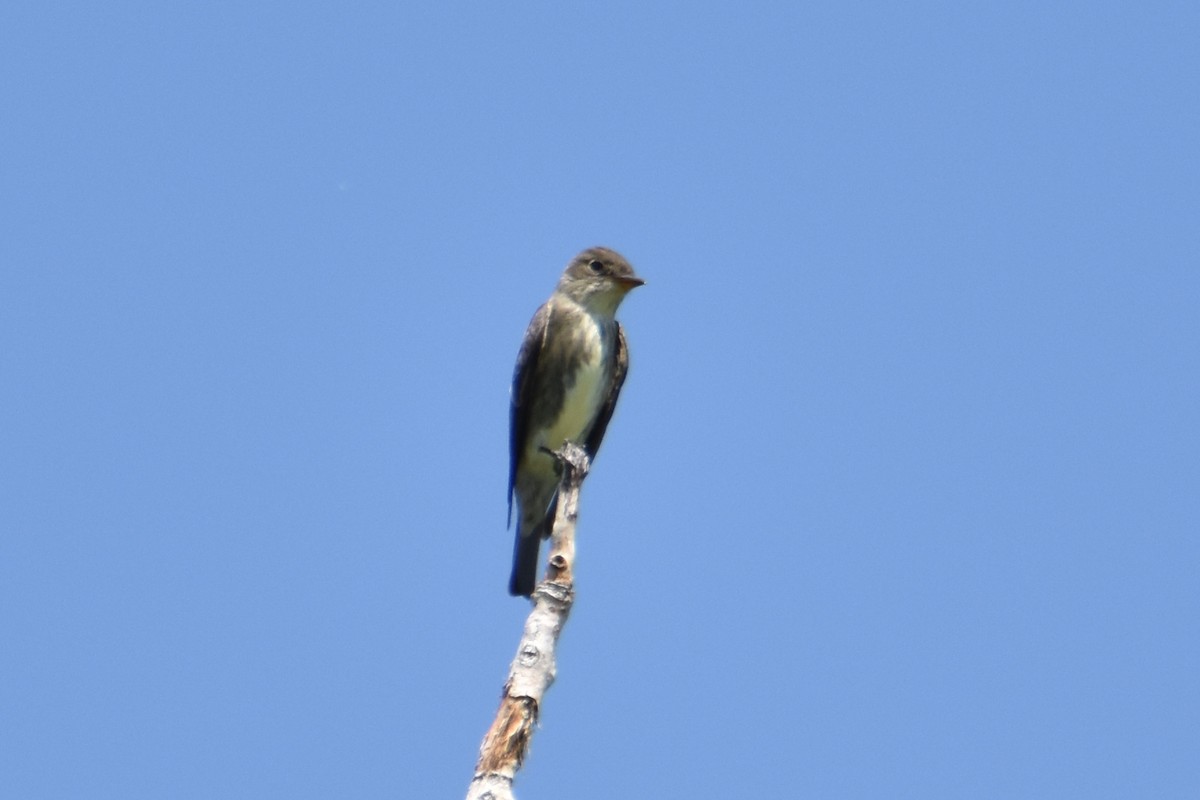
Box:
556;247;645;314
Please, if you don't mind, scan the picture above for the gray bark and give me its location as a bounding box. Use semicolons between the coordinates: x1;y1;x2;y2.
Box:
466;443;591;800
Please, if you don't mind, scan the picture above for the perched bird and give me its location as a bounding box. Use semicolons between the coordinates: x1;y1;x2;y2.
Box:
507;247;643;597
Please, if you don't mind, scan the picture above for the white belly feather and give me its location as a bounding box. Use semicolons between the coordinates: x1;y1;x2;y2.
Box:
541;315;607;453
548;352;604;447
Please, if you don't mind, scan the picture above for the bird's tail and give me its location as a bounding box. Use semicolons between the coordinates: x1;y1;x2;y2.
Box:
508;522;544;597
509;489;560;597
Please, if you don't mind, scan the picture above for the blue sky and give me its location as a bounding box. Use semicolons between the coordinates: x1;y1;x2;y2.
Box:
2;2;1197;797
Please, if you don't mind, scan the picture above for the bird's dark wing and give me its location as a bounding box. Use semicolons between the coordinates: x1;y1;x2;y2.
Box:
508;302;552;526
583;322;629;461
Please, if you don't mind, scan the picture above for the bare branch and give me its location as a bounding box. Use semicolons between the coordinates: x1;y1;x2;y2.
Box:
467;443;591;800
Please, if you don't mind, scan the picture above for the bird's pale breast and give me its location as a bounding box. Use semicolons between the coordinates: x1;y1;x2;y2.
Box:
533;312;608;462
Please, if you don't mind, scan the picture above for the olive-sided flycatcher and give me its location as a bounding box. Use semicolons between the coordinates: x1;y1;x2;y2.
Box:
507;247;643;596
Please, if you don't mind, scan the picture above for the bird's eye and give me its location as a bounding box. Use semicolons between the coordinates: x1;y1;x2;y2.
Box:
587;259;604;273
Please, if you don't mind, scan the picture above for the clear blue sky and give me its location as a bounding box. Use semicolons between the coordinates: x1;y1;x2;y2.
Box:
2;2;1197;798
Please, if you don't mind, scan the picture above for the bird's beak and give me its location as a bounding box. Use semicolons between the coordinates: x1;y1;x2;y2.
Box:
616;276;646;291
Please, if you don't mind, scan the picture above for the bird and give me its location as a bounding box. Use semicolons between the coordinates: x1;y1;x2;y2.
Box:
507;246;643;597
